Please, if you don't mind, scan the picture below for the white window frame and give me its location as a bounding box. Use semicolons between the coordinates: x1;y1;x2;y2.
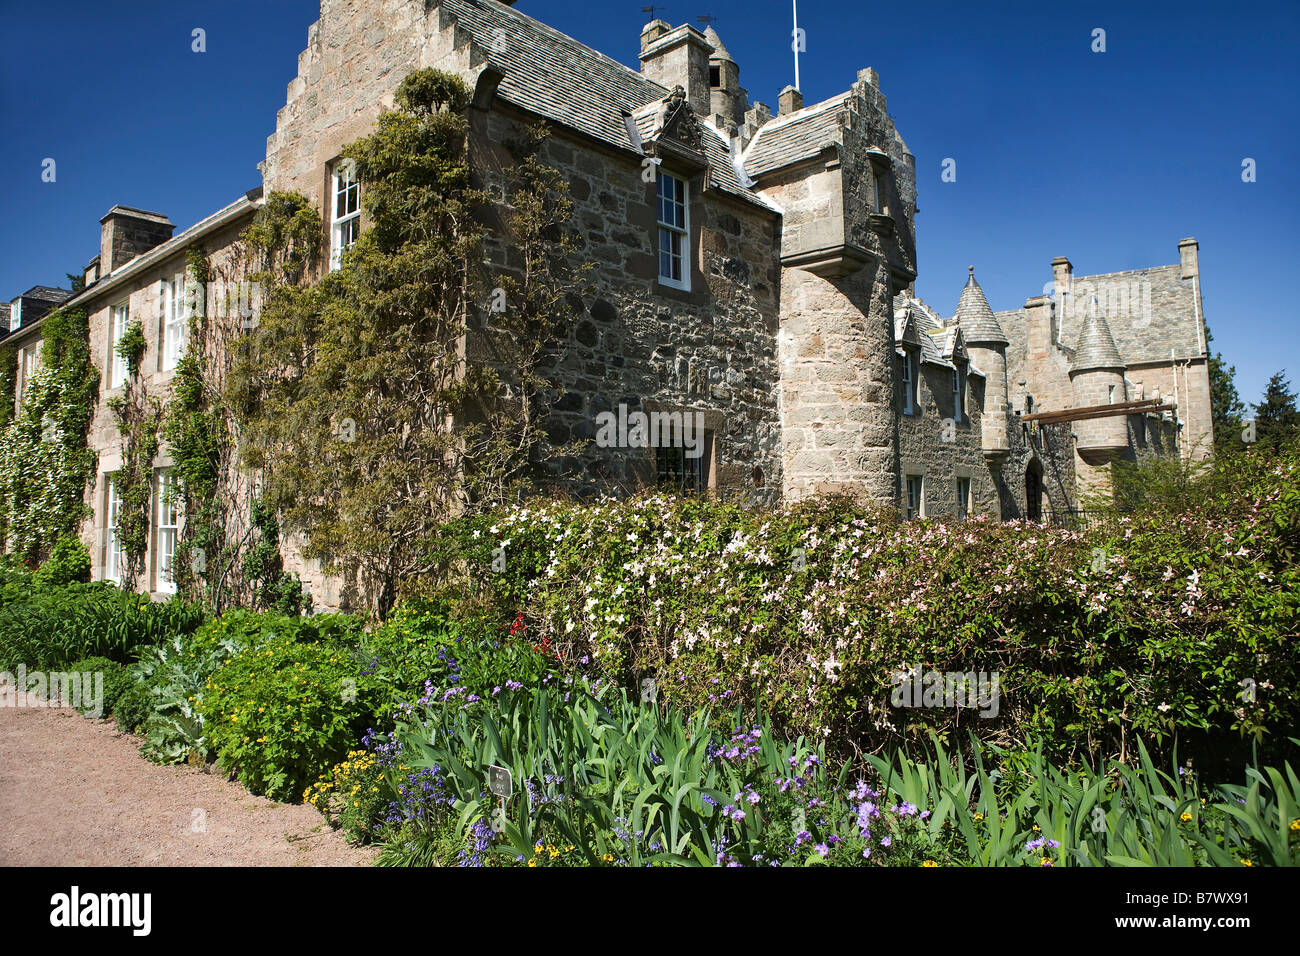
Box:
901;349;918;415
155;469;179;594
953;364;966;424
109;302;129;388
163;275;189;371
18;343;40;402
905;475;924;520
656;171;690;291
956;477;970;520
7;301;19;332
330;159;361;270
105;477;123;584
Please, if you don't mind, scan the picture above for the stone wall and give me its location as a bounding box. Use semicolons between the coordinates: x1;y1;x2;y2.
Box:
471;104;783;505
895;357;994;518
79;216;258;599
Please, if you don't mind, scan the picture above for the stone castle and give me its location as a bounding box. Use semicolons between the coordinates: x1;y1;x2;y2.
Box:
1;0;1212;608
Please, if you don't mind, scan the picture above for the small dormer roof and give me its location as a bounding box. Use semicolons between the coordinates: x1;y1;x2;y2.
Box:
1070;295;1126;372
954;266;1008;345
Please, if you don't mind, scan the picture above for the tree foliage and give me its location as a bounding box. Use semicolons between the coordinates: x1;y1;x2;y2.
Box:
1205;322;1245;451
1252;370;1299;452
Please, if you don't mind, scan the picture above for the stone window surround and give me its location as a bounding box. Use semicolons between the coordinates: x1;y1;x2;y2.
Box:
900;346;919;415
638;401;722;495
903;471;924;519
955;475;971;519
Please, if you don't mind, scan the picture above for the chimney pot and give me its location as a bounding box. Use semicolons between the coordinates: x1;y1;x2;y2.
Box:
779;85;803;114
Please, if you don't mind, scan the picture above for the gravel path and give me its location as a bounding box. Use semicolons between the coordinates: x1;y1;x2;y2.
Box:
0;680;377;866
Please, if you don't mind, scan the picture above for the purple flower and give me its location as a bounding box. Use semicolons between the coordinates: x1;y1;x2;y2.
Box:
880;836;892;847
813;843;829;857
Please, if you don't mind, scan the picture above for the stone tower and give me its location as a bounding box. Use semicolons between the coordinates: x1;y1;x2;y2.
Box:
703;26;746;131
954;266;1009;460
1069;295;1128;463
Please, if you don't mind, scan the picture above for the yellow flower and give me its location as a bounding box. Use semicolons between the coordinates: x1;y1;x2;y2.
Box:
527;858;537;867
972;813;984;821
1290;819;1300;832
922;861;939;868
602;853;614;863
1241;859;1253;867
1180;812;1193;822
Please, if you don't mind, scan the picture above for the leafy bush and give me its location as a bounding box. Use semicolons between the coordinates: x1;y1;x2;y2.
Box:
34;534;91;586
200;631;378;801
123;609;364;764
0;582;206;671
361;600;558;730
304;748;396;844
64;656;132;717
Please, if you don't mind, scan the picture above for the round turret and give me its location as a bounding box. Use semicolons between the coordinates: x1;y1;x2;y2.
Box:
1069;295;1128;462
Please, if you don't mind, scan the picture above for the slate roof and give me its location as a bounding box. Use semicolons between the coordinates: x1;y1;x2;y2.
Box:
894;304;955;370
18;286;74;305
742;94;849;178
438;0;765;206
1070;296;1126;372
953;268;1008;344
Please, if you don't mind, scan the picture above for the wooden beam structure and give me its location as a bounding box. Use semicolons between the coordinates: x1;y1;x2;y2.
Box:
1021;398;1176;425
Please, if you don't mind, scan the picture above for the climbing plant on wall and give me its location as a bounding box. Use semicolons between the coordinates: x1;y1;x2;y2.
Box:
160;244;268;611
227;68;587;619
106;317;162;590
0;308;100;563
0;345;16;431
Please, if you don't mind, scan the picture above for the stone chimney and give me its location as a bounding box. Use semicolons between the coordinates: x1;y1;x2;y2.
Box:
99;206;174;274
1050;255;1072;291
778;85;803;115
1178;237;1199;278
640;22;713;116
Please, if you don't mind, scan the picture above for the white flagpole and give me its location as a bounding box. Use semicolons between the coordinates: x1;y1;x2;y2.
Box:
793;0;801;91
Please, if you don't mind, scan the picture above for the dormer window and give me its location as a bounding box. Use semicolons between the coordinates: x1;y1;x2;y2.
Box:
657;172;690;291
330;159;361;270
7;301;19;332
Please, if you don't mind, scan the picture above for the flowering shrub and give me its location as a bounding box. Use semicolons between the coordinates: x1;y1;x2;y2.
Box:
429;440;1300;768
361;600;559;730
200;632;378;801
304;749;395;843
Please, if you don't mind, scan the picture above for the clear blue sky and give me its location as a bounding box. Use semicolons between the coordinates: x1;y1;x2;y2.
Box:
2;0;1296;404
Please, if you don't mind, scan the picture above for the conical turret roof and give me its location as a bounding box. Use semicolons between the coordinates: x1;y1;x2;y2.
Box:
954;267;1008;344
1070;295;1125;372
703;26;735;62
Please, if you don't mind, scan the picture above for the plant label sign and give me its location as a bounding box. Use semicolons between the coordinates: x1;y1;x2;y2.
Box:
487;765;513;799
